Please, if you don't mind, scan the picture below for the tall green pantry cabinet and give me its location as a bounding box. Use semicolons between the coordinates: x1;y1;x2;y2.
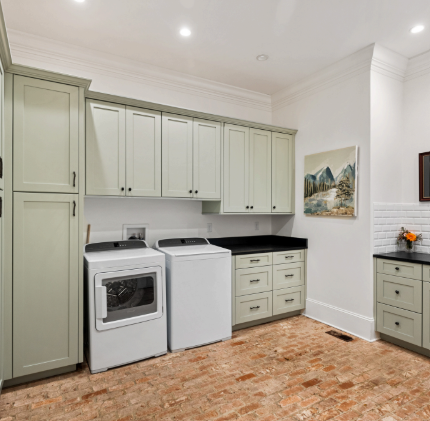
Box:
3;73;86;384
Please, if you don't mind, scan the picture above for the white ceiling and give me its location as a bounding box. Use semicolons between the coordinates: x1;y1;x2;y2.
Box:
2;0;430;94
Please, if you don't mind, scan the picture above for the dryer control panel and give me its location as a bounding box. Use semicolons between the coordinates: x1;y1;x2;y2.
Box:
85;240;148;252
157;238;209;248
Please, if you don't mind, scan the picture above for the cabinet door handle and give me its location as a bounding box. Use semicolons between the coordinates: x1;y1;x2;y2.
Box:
128;188;132;192
250;259;260;262
250;206;254;209
273;206;276;209
395;290;400;294
395;322;400;326
395;267;400;271
189;190;192;194
195;190;198;194
73;201;76;217
250;279;260;283
246;206;249;209
285;256;294;259
73;171;76;187
250;306;260;310
285;274;294;278
121;187;125;191
285;299;295;302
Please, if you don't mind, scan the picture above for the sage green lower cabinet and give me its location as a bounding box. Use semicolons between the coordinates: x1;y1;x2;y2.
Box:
233;250;306;328
13;193;79;377
0;191;3;391
423;282;430;350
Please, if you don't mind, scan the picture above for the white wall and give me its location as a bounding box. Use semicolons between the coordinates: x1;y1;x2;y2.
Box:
271;67;375;341
84;197;272;247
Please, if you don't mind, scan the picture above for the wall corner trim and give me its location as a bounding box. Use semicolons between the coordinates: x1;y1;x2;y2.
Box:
406;49;430;81
304;298;379;342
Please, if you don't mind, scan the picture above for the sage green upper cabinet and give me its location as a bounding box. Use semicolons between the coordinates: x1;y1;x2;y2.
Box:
272;132;294;213
86;100;126;196
223;124;249;212
13;76;79;194
13;193;78;377
249;129;271;213
193;119;221;200
162;113;193;198
126;107;161;197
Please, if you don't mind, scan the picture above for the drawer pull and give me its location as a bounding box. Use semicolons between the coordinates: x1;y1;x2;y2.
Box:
285;256;294;259
250;306;260;310
250;279;260;283
395;322;400;326
285;274;294;278
285;299;295;302
250;259;260;262
395;290;400;294
395;267;400;271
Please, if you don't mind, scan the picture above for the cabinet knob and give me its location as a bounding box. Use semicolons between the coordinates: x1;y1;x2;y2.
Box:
195;190;198;194
395;290;400;294
395;322;400;326
395;267;400;271
128;188;132;192
273;206;276;209
246;206;249;209
250;206;254;209
189;190;192;194
121;187;125;191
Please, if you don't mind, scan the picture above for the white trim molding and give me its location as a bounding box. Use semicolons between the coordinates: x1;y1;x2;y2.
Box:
371;44;408;82
8;29;271;113
406;49;430;81
305;298;379;342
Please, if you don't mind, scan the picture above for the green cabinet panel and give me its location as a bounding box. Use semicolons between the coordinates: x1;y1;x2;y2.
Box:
0;191;3;391
423;282;430;351
13;76;79;194
13;193;79;377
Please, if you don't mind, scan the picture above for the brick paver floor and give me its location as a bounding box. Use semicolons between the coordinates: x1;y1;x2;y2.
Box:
1;315;430;420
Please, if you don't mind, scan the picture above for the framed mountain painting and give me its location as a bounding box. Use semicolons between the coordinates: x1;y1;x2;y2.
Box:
304;146;358;217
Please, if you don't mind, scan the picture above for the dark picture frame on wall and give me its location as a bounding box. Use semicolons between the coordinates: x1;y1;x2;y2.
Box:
419;151;430;201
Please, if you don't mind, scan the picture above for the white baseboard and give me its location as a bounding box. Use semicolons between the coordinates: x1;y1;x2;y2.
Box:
304;298;380;342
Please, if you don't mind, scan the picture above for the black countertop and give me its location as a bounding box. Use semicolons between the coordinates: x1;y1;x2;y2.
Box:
373;251;430;265
209;235;308;256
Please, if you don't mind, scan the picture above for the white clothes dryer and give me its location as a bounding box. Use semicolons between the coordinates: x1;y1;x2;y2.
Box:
155;238;232;353
84;240;167;374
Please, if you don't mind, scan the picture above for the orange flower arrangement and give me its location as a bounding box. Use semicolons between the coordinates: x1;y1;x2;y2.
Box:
397;227;422;251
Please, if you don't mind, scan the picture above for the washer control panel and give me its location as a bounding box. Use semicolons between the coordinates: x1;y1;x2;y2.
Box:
158;238;209;248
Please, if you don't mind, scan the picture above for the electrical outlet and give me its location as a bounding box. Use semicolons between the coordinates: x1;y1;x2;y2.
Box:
207;223;212;233
255;221;259;230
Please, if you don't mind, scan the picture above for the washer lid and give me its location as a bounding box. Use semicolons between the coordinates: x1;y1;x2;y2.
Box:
157;244;230;258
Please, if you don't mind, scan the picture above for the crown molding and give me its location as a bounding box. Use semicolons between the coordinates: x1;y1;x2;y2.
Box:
370;44;408;82
272;45;375;111
8;29;271;113
405;49;430;81
0;3;12;69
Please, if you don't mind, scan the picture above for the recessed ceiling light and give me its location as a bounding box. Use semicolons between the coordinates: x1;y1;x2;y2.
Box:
256;54;269;61
180;28;191;37
410;25;425;34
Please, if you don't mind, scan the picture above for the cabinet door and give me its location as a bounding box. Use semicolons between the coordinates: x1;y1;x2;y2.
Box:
86;100;126;196
423;282;430;350
126;107;161;197
249;129;271;213
0;62;4;192
162;113;193;198
272;132;293;213
13;193;79;377
0;191;3;390
13;76;79;194
193;119;221;199
223;124;249;212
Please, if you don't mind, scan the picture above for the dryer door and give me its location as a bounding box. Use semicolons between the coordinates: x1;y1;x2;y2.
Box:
95;266;163;331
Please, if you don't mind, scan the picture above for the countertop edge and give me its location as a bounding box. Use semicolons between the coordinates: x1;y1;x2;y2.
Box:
373;252;430;265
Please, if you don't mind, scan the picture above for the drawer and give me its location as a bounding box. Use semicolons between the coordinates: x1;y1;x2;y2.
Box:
423;265;430;282
273;249;305;265
235;266;272;296
235;292;272;324
377;259;422;280
273;286;305;315
273;262;305;290
235;253;272;269
377;303;422;346
377;273;422;313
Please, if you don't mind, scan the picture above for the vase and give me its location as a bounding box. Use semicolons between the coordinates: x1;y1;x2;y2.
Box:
405;240;415;253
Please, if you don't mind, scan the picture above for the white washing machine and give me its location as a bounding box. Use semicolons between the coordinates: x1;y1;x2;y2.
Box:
84;240;167;374
155;238;232;352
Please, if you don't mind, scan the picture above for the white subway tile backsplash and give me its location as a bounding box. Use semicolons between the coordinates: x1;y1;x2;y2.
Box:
374;202;430;254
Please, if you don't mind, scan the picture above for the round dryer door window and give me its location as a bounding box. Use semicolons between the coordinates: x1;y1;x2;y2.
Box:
103;274;157;323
